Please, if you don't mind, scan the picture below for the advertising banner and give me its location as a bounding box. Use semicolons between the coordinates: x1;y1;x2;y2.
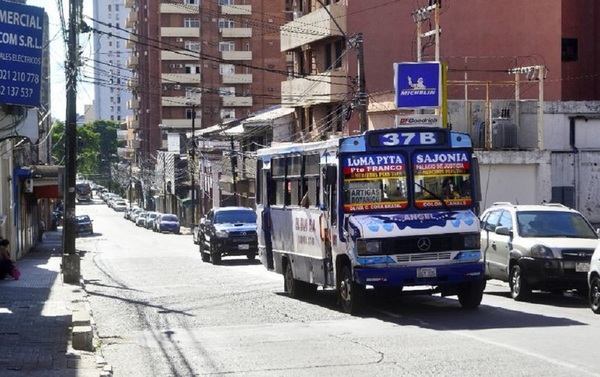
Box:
0;2;45;107
342;153;408;212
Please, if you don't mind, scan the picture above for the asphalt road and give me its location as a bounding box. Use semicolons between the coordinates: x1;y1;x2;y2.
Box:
76;201;600;377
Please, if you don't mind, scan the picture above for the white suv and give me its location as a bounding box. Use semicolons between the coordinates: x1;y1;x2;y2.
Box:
588;246;600;313
480;202;598;301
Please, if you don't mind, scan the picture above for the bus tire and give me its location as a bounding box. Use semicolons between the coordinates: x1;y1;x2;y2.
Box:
338;265;365;315
284;262;302;298
458;279;484;309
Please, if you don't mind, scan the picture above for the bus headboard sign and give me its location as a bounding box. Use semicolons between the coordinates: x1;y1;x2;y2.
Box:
368;130;447;148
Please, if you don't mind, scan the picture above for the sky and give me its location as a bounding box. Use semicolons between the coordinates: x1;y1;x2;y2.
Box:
27;0;94;121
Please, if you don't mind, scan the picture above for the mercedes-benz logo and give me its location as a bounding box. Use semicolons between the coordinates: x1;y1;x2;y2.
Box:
417;237;431;251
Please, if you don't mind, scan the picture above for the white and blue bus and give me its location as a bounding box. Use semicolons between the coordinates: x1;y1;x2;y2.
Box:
255;127;484;313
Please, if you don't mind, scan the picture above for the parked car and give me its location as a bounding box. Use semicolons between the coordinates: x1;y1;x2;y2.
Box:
154;214;180;234
145;211;160;229
130;208;144;223
480;202;598;301
75;215;93;235
588;244;600;314
113;200;128;212
198;207;258;264
135;211;148;227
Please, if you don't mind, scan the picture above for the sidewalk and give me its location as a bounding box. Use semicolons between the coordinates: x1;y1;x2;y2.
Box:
0;230;110;377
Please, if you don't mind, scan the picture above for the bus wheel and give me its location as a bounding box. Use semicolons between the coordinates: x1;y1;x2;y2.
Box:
458;279;484;309
338;265;365;315
284;262;302;298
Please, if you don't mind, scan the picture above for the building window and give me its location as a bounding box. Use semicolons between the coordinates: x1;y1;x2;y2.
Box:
562;38;578;62
220;87;235;97
219;0;234;5
184;18;200;28
185;41;201;52
219;64;235;75
218;18;235;30
220;109;235;120
184;0;198;4
219;41;235;52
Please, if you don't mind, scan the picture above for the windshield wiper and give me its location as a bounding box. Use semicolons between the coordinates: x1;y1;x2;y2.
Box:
415;182;452;212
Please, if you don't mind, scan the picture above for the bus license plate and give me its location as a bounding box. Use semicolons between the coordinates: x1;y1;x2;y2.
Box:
417;267;436;278
575;263;589;272
238;244;250;250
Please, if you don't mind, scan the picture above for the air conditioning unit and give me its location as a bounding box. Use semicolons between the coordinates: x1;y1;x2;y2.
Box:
169;63;176;68
293;11;303;20
177;64;184;68
176;37;184;42
174;84;181;90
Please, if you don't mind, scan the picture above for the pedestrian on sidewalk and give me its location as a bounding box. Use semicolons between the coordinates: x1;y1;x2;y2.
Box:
0;238;18;280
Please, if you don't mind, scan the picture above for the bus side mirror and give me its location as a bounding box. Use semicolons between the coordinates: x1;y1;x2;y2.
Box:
325;165;337;185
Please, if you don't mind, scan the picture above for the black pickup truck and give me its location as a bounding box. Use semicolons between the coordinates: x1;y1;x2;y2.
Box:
198;207;258;264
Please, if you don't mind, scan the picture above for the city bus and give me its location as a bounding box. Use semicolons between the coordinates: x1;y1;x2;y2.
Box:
254;127;484;314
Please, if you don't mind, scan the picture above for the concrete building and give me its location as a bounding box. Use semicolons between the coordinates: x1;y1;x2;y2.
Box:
92;0;133;123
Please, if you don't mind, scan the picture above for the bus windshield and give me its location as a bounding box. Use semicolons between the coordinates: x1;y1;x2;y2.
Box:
413;150;473;209
342;153;408;212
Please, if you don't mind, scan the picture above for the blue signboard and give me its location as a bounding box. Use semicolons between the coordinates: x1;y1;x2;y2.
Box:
0;1;44;107
394;62;442;109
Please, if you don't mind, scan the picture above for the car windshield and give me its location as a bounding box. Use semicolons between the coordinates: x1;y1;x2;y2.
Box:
75;215;89;222
214;211;256;224
162;215;178;221
517;211;598;238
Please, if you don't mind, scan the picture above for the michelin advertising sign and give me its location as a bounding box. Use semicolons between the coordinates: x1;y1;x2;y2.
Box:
394;62;442;109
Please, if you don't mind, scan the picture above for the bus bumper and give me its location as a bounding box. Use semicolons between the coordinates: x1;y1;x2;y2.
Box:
354;262;484;287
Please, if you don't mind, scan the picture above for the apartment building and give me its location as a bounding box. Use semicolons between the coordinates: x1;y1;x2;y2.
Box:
92;0;132;123
125;0;287;164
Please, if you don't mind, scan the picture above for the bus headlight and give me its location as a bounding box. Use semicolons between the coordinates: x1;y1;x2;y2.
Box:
357;239;382;255
464;234;480;249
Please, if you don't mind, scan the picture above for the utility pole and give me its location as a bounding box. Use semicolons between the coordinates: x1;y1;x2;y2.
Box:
230;136;237;206
63;0;81;284
352;33;368;133
190;106;196;225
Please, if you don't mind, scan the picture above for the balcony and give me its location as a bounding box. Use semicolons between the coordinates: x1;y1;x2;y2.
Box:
162;96;199;107
160;3;198;14
126;55;138;68
159;118;202;129
221;27;252;38
127;99;140;109
126;115;139;129
221;50;252;61
281;68;348;106
161;27;200;38
161;50;200;61
117;147;134;159
281;3;347;51
132;140;141;149
222;73;252;85
117;129;129;141
126;34;138;49
126;77;139;90
222;96;252;107
125;10;138;28
221;4;251;15
161;73;201;84
125;0;135;8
